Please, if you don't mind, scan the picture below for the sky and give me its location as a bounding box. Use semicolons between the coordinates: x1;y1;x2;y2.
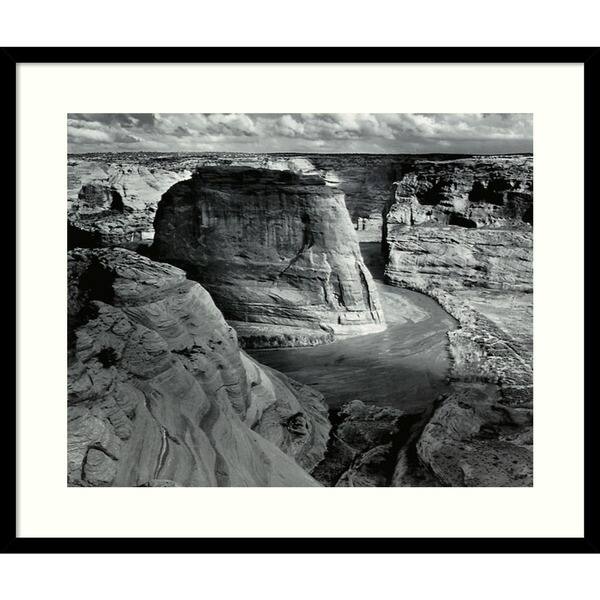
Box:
67;113;533;155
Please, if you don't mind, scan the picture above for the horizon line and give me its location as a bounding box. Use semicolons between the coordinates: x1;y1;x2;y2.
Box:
67;150;534;157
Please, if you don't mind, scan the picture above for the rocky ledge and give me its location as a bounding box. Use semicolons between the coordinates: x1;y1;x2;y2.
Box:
393;286;533;487
68;248;330;487
152;161;386;348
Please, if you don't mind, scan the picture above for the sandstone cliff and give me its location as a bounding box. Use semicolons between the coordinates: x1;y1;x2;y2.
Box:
68;248;330;487
383;156;533;291
380;156;533;486
152;161;386;348
308;154;397;241
68;160;192;249
68;153;532;248
384;226;533;291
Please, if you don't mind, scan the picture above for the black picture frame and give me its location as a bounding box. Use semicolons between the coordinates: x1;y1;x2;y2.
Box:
3;46;596;554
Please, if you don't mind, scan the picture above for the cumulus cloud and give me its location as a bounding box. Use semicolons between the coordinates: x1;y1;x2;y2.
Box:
67;113;533;154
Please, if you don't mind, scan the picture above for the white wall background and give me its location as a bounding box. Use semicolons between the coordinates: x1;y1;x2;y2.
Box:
0;1;599;46
3;2;598;598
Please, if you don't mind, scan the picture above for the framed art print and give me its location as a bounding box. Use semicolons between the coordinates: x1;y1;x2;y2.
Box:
5;47;596;552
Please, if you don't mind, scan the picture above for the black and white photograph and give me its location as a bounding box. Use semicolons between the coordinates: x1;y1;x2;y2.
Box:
67;112;533;488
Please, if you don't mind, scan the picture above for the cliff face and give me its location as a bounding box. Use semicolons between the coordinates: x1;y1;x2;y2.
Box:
152;161;386;348
309;154;532;242
383;156;533;291
384;156;532;228
68;248;330;487
67;161;192;249
381;156;533;486
68;153;532;248
308;155;398;241
384;226;533;291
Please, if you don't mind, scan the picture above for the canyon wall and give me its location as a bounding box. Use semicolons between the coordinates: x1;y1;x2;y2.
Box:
382;156;533;486
67;160;192;248
68;248;330;487
68;152;532;249
384;226;533;291
383;156;533;290
308;154;397;241
152;161;386;348
310;154;532;243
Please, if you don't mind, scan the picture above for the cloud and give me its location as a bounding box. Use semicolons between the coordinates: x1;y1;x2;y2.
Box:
67;113;533;154
68;116;144;146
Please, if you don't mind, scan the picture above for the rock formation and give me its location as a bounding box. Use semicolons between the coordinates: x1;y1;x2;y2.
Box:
68;152;532;249
308;154;399;240
392;287;533;487
66;151;534;487
380;156;533;486
385;156;532;227
152;160;386;348
384;226;533;291
68;160;192;249
383;156;533;290
309;154;532;240
312;400;422;487
68;248;330;487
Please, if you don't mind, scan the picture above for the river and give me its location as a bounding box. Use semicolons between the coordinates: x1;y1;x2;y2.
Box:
248;243;458;413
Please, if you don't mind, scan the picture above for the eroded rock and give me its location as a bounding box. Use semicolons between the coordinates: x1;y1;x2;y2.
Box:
68;161;192;249
383;156;533;291
68;248;330;487
392;287;533;487
312;400;418;487
152;162;386;347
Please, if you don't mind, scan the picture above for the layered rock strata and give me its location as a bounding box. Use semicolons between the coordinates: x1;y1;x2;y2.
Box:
152;162;385;348
68;153;532;249
385;156;532;228
382;156;533;486
384;226;533;291
67;162;191;249
383;157;533;291
68;248;330;487
311;153;532;235
67;155;319;249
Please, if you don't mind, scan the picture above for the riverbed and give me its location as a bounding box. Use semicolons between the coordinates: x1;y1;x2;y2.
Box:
248;243;458;413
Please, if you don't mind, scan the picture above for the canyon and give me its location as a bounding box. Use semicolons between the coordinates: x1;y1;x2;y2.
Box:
380;157;533;486
67;151;533;487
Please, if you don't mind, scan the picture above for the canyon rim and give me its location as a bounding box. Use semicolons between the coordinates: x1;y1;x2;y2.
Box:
67;113;533;488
